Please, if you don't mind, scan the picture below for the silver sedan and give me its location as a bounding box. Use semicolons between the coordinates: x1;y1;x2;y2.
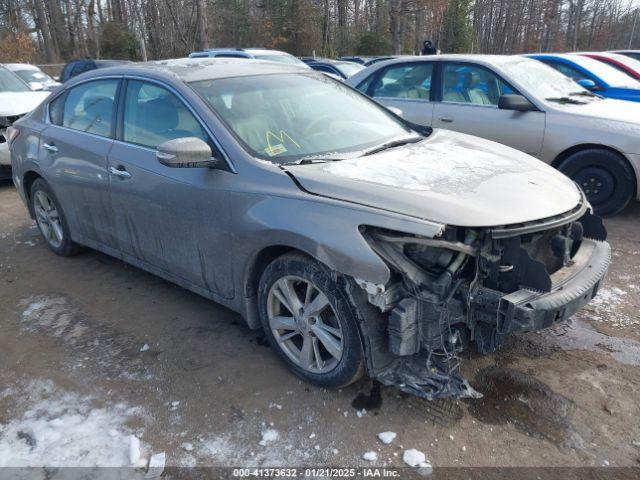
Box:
9;58;610;400
347;54;640;216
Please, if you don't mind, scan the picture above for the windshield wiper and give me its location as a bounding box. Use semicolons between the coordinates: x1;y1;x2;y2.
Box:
569;91;596;97
281;156;344;166
362;136;423;156
545;96;588;105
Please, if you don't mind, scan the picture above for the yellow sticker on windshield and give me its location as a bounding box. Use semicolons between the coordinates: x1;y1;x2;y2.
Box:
267;143;288;156
265;130;300;156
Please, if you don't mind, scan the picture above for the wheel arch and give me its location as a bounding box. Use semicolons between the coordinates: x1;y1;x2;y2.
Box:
22;170;43;218
551;143;638;197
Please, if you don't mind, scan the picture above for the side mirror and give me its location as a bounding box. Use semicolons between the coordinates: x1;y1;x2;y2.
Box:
156;137;218;168
498;94;536;112
30;81;44;91
577;79;598;91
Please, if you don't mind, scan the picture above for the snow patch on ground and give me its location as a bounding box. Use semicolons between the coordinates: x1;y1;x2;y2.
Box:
377;432;396;444
0;379;147;467
403;448;426;467
583;287;638;328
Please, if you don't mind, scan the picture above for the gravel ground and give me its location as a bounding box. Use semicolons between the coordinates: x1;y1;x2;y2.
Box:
1;179;639;476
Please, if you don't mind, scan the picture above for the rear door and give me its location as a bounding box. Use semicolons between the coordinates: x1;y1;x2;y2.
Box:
363;61;435;126
39;78;121;249
432;62;545;157
107;79;234;299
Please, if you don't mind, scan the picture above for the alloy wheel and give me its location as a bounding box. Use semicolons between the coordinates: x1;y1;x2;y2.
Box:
267;275;343;374
33;190;64;249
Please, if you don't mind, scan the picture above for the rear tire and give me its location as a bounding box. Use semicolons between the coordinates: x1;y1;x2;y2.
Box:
30;178;82;257
558;149;635;217
257;252;365;388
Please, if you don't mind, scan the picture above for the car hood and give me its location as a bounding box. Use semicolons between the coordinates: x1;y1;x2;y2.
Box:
0;91;50;116
560;97;640;124
283;129;582;227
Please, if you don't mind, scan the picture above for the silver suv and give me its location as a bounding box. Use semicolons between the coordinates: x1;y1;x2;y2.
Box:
9;58;610;399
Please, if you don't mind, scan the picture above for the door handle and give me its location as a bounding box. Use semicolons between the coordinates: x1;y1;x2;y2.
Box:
43;143;58;153
108;166;132;179
439;117;454;123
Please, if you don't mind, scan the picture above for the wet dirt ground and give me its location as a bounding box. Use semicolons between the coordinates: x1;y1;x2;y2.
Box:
1;179;639;474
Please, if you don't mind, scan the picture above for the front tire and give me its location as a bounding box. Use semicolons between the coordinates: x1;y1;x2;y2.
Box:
558;149;635;217
30;178;81;256
257;253;364;388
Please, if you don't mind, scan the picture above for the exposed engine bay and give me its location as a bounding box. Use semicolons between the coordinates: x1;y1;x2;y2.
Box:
357;204;611;400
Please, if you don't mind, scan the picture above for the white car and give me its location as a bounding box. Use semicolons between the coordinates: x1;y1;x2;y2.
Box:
347;54;640;216
0;66;50;179
3;63;61;91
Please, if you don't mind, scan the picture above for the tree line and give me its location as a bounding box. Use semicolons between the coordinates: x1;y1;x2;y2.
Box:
0;0;638;64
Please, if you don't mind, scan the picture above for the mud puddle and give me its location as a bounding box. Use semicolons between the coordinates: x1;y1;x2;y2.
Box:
467;367;582;449
543;318;640;366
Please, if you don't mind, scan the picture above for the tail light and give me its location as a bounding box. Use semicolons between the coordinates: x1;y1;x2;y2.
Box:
6;126;20;148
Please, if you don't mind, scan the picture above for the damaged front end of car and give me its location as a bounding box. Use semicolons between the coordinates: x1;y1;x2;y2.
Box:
357;197;611;400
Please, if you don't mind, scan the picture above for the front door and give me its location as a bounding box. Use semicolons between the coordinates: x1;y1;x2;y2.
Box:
107;79;234;299
432;62;546;157
39;78;120;248
365;61;435;126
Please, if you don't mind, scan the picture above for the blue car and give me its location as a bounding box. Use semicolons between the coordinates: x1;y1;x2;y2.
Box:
526;53;640;102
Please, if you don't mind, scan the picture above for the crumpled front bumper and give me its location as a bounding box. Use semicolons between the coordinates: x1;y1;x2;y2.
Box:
496;238;611;334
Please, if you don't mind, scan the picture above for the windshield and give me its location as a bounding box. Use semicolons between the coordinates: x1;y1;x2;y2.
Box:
335;62;365;78
0;67;31;92
566;55;640;88
254;54;307;67
15;69;51;84
190;73;416;163
500;59;600;103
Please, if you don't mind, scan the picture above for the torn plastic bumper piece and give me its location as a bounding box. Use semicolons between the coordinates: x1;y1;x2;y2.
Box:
375;354;482;400
496;238;611;334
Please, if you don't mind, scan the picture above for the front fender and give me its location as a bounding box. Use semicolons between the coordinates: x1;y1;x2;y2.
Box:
233;192;445;290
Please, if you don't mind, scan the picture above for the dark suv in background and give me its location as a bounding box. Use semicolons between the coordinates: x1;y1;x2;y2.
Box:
59;59;132;83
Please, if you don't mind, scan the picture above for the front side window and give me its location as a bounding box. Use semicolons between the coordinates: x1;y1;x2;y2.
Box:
61;79;118;137
123;80;208;149
442;64;513;105
371;63;433;100
190;73;416;163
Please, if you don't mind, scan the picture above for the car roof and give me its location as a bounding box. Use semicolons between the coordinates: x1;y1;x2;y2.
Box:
360;54;538;68
3;63;40;71
191;48;291;57
71;57;310;84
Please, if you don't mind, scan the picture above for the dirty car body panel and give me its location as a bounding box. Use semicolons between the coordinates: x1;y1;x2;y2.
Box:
10;58;611;400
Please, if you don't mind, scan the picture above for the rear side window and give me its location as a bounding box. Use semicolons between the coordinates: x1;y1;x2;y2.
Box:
49;94;65;125
60;79;119;137
371;63;433;100
123;80;209;149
